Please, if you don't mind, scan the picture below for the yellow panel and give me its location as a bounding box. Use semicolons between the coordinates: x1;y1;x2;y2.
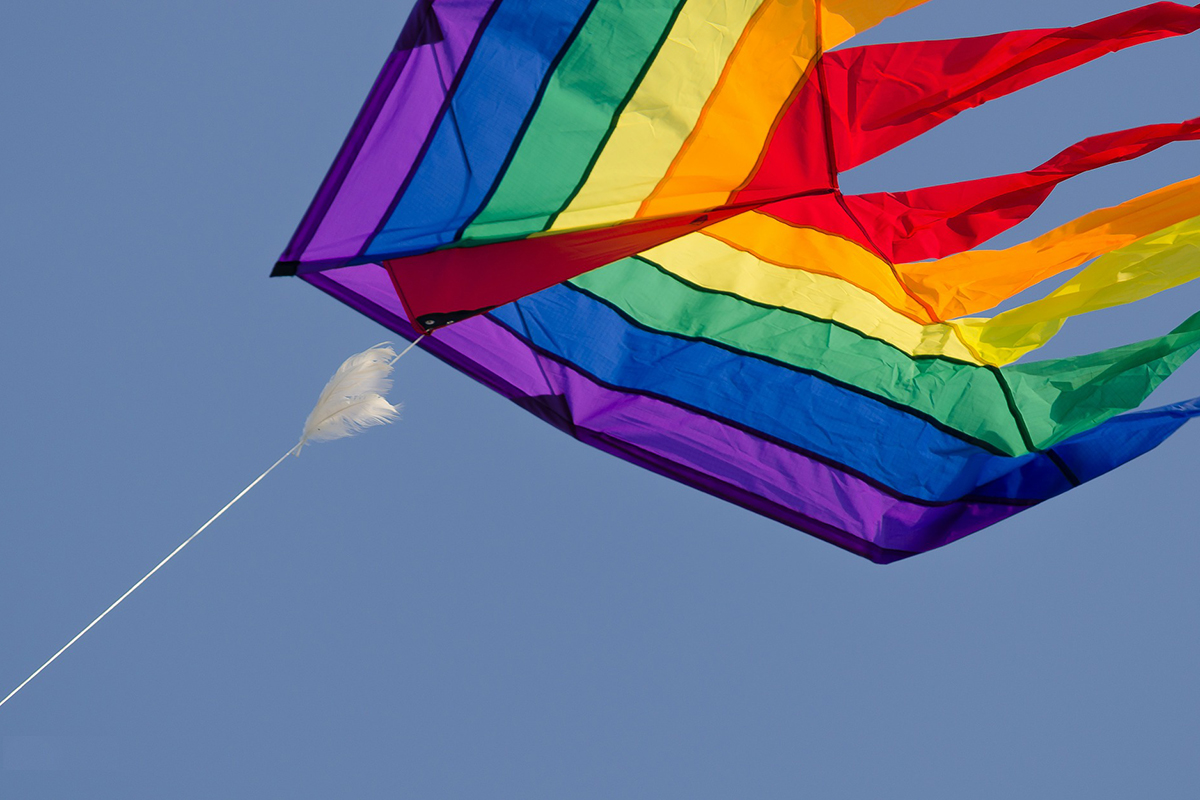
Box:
636;182;1200;367
642;230;985;363
636;0;819;219
636;0;931;220
551;0;933;231
551;0;765;232
702;211;937;321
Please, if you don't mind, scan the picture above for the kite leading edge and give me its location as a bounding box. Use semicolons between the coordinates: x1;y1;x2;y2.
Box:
276;0;1200;562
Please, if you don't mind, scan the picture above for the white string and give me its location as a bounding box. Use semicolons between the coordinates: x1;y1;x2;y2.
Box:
0;444;300;710
390;334;426;365
0;338;428;711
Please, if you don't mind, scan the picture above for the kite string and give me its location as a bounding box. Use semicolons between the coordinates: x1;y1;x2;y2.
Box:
0;338;428;711
390;334;425;364
0;444;300;711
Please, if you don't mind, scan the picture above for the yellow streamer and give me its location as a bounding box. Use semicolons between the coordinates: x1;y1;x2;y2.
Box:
644;207;1200;366
955;215;1200;363
900;175;1200;319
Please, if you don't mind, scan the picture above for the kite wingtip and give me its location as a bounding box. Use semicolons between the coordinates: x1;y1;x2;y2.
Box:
271;260;300;277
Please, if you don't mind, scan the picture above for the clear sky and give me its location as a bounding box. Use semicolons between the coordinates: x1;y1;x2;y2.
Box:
2;1;1198;797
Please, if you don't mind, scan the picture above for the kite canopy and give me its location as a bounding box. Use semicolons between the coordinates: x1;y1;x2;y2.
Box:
278;0;1200;562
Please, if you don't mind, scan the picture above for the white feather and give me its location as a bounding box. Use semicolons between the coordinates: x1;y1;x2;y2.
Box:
299;343;402;448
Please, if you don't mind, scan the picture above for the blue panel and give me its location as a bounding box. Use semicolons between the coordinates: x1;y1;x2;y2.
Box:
365;0;595;258
490;284;1001;502
1051;397;1200;483
489;283;1200;503
978;398;1200;499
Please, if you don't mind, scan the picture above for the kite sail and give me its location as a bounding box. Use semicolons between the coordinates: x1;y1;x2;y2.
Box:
276;0;1200;562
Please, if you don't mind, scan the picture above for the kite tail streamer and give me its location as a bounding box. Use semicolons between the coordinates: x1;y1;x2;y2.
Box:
0;341;423;710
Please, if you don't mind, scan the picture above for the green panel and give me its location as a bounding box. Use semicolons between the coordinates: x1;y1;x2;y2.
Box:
461;0;686;243
574;258;1200;456
571;257;1028;454
1005;310;1200;449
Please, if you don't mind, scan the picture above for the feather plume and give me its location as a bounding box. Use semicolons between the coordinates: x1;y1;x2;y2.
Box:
299;343;402;448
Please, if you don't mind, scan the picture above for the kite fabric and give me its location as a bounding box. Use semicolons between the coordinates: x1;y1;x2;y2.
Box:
276;0;1200;563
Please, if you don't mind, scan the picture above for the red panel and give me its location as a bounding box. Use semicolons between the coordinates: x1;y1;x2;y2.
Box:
764;117;1200;261
753;3;1200;179
385;206;750;333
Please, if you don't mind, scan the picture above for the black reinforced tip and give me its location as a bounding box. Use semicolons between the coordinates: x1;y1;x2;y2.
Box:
415;306;497;333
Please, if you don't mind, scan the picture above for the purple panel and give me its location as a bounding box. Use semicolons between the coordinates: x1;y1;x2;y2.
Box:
306;264;1032;562
285;0;497;266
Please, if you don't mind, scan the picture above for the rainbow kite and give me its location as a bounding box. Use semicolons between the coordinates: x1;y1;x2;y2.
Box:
276;0;1200;562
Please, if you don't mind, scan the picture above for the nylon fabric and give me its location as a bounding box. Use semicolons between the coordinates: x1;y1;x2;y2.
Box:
280;1;1200;560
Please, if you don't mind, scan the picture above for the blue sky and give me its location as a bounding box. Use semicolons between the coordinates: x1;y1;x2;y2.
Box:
2;1;1198;797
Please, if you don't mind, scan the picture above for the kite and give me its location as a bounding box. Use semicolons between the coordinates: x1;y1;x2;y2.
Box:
274;0;1200;563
